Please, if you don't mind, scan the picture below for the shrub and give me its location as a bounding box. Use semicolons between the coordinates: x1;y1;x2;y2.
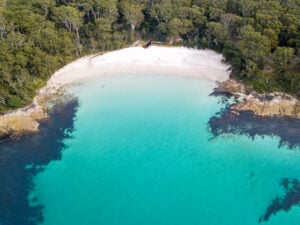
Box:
7;96;22;108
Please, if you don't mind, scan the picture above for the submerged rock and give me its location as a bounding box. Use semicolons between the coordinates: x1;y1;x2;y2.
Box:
259;178;300;223
0;99;79;225
209;110;300;148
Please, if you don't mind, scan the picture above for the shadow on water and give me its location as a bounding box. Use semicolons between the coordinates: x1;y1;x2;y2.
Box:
208;104;300;223
0;99;79;225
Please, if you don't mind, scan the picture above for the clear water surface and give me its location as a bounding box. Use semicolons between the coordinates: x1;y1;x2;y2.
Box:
30;74;300;225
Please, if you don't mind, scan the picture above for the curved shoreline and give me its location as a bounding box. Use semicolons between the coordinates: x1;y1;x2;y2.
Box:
0;46;230;137
49;46;230;86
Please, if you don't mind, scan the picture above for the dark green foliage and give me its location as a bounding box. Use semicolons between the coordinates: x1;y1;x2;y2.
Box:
0;0;300;113
7;95;21;108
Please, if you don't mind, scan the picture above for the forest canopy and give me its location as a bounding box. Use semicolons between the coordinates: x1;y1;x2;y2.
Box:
0;0;300;112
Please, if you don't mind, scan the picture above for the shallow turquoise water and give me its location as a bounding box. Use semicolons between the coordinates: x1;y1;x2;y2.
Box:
30;75;300;225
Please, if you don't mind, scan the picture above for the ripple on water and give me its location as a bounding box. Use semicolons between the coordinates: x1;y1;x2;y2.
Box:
2;75;300;225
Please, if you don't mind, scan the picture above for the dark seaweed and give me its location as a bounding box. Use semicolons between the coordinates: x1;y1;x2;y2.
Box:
0;99;78;225
209;104;300;223
259;179;300;222
209;109;300;149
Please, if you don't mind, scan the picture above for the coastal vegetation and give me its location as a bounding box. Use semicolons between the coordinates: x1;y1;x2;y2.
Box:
0;0;300;113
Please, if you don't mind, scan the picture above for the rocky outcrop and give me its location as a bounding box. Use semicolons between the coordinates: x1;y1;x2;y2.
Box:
232;93;300;118
214;79;246;96
214;79;300;119
0;87;68;138
166;36;183;45
0;107;47;137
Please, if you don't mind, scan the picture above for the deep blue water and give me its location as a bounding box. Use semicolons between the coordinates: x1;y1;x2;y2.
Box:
1;74;300;225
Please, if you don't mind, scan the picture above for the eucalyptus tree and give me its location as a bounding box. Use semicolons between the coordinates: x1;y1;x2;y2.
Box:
0;7;7;39
119;0;145;34
274;47;294;67
53;5;83;55
237;25;271;76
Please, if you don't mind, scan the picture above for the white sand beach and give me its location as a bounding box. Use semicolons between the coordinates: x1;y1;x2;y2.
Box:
0;46;230;135
48;46;230;87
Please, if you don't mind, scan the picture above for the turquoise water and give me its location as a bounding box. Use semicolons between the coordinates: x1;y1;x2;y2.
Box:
30;75;300;224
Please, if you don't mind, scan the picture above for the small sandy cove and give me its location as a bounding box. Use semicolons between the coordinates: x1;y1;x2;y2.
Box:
0;46;230;136
49;46;230;86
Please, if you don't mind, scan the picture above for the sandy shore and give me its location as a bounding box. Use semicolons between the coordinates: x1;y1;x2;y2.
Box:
48;46;230;86
0;46;230;137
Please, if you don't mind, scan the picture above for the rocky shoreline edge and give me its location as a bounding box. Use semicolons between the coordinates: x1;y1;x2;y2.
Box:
2;78;299;140
1;44;299;140
213;79;300;119
0;44;231;139
0;86;72;140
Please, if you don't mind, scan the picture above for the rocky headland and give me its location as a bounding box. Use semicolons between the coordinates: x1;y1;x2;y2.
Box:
214;79;300;119
0;87;69;139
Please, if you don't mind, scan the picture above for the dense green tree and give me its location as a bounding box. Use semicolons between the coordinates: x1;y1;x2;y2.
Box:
7;95;21;108
0;0;300;113
237;25;271;68
149;0;173;24
53;5;83;55
119;0;145;34
274;47;294;66
206;21;228;50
